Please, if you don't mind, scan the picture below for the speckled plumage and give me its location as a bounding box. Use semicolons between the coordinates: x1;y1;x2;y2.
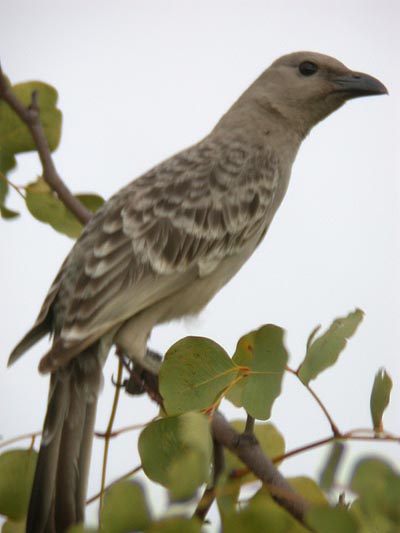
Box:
9;51;387;533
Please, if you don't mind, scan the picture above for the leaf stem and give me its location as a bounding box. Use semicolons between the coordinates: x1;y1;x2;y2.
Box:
0;172;26;199
87;464;142;505
99;357;123;514
0;430;41;449
286;366;340;435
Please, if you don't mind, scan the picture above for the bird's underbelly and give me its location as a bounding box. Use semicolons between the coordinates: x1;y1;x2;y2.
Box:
114;231;262;369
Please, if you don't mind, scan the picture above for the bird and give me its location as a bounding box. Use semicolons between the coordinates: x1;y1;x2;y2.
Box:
8;51;387;533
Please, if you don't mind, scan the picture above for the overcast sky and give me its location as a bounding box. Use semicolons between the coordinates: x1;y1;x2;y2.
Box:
1;0;399;529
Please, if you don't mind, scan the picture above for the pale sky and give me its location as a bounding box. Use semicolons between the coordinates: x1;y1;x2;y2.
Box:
1;0;399;529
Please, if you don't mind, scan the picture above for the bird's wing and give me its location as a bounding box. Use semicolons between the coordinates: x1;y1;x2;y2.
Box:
36;137;279;372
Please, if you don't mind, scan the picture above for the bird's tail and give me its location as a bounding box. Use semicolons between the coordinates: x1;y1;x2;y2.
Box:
27;344;102;533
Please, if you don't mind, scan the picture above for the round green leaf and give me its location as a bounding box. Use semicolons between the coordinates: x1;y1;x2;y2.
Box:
350;457;400;525
25;189;83;238
75;193;105;214
146;517;201;532
100;481;151;533
0;81;62;155
167;449;209;501
25;179;104;238
2;520;26;533
287;477;327;506
159;337;238;415
223;490;308;533
306;506;359;533
0;449;37;520
138;412;212;500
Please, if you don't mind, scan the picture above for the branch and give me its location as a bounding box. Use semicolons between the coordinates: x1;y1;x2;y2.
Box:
211;411;311;526
286;366;340;435
115;350;311;525
194;438;225;522
99;357;123;513
86;464;142;505
0;65;92;224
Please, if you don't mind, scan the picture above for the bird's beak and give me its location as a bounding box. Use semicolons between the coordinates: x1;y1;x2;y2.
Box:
332;71;388;98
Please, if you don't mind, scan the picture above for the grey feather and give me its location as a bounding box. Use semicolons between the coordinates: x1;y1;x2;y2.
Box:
7;51;386;532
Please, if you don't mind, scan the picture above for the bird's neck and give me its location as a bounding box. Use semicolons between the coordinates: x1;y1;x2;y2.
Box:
214;97;304;174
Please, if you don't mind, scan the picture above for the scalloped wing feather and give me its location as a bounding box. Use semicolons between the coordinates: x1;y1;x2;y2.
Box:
14;136;279;372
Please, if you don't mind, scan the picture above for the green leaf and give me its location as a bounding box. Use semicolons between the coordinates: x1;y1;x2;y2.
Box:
215;474;241;520
167;449;209;501
298;309;364;384
0;81;62;154
0;172;8;204
226;331;256;406
0;172;19;219
146;517;201;532
223;489;309;533
370;369;392;432
319;442;345;491
287;476;327;506
75;193;104;213
0;149;16;175
66;526;95;533
24;179;104;238
307;506;359;533
0;205;19;219
0;449;37;521
2;520;26;533
228;325;288;420
350;457;400;526
138;412;212;501
159;337;238;415
350;499;395;533
1;520;26;533
25;188;83;238
100;481;151;533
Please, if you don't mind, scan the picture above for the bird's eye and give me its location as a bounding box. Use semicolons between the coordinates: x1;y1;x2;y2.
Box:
299;61;319;76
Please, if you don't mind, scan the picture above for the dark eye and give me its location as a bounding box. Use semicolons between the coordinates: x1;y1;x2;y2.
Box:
299;61;318;76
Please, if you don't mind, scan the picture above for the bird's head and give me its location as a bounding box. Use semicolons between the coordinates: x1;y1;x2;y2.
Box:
249;51;388;137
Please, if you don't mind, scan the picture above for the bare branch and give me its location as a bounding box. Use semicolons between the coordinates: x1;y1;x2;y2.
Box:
0;65;92;224
211;411;311;526
194;438;225;522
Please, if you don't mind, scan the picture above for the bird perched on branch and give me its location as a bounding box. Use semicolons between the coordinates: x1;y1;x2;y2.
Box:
8;51;387;533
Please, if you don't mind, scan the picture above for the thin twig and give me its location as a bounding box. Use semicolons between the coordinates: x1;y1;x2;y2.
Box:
272;436;338;463
0;173;26;199
194;438;225;522
99;357;123;514
272;430;400;465
286;366;340;435
244;414;255;435
87;464;142;505
0;431;41;449
0;65;91;224
94;419;155;440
